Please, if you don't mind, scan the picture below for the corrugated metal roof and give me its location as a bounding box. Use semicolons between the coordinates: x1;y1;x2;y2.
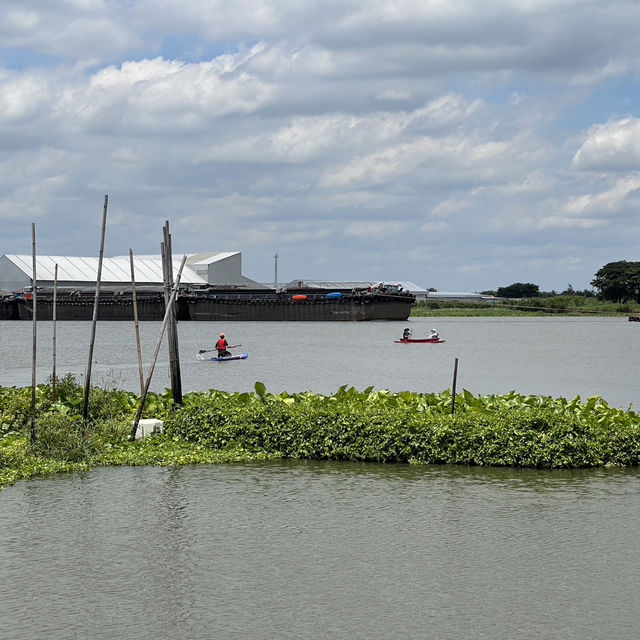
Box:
282;280;425;292
5;255;207;285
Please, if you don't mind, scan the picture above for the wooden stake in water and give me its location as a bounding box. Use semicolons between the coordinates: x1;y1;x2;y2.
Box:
131;255;187;440
30;223;37;446
52;263;58;402
162;221;182;405
129;249;145;395
83;195;108;427
451;357;459;415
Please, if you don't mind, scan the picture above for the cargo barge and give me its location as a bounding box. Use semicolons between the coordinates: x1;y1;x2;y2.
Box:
3;283;415;321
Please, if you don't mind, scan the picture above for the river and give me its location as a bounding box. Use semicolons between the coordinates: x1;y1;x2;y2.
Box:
1;462;639;639
0;316;637;407
2;316;639;639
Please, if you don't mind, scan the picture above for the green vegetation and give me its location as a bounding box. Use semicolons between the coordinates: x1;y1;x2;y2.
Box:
496;282;541;298
411;295;640;317
423;258;640;316
591;260;640;303
2;376;639;489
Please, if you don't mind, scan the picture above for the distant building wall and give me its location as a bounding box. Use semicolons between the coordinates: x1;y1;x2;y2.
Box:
186;252;267;287
0;255;30;292
208;253;242;284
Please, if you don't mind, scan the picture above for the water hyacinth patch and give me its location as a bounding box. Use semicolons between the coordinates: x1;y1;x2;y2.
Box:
1;377;640;489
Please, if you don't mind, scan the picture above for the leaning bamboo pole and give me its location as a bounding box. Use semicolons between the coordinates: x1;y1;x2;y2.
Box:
129;249;145;395
130;255;187;440
30;223;37;446
82;195;109;427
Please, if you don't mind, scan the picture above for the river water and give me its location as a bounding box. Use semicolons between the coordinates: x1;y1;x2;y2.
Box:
0;316;638;407
1;462;639;639
2;316;640;639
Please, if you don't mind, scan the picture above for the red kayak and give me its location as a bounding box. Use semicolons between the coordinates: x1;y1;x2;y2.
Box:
394;338;445;344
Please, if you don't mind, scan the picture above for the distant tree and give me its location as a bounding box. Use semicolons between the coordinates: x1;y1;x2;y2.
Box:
496;282;540;298
591;261;640;302
559;285;596;297
480;290;497;296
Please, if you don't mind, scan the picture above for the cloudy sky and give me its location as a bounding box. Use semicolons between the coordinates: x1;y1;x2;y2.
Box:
1;0;640;292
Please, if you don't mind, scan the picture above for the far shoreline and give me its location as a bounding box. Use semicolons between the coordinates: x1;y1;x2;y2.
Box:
410;298;639;318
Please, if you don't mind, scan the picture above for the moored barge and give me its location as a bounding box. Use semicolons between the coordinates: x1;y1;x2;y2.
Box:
7;283;415;321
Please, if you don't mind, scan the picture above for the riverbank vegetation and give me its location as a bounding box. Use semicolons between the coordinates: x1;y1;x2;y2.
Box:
411;295;640;317
2;376;639;489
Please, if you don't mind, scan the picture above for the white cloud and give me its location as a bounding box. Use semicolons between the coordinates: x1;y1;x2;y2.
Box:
420;221;446;233
431;198;471;218
538;216;606;230
563;174;640;215
0;74;50;122
375;89;411;102
343;221;406;237
572;118;640;172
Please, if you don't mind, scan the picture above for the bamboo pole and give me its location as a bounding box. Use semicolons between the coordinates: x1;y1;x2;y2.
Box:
162;221;182;405
30;223;37;446
82;195;109;426
52;263;58;402
131;255;187;440
451;357;459;415
129;249;145;395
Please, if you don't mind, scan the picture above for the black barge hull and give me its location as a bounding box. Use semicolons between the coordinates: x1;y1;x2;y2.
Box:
11;289;415;321
186;296;412;321
15;293;187;321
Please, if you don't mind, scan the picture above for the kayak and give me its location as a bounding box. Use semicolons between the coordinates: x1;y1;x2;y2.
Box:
198;352;248;361
394;338;445;344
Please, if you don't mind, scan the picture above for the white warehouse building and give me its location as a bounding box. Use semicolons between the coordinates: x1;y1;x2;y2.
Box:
0;251;265;292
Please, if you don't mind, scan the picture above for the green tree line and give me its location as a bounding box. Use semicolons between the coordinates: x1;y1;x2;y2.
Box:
478;260;640;302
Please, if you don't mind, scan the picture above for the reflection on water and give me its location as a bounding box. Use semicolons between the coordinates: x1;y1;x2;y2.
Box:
2;462;640;639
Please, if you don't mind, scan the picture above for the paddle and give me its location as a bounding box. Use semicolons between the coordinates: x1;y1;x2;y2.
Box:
199;345;241;354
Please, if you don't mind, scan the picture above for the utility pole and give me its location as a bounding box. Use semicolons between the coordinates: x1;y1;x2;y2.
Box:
274;253;278;290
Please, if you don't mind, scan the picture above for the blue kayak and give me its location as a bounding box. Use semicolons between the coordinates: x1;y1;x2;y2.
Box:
199;352;248;362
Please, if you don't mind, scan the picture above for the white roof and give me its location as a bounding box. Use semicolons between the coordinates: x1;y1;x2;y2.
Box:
4;255;207;285
114;252;240;266
187;252;239;265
